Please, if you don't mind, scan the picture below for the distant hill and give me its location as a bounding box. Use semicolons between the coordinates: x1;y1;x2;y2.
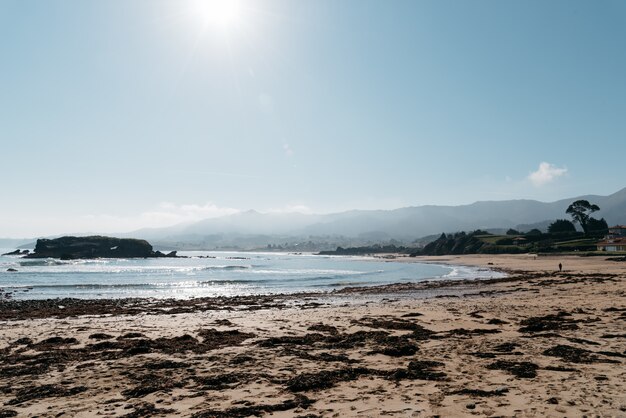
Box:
0;238;33;249
126;188;626;250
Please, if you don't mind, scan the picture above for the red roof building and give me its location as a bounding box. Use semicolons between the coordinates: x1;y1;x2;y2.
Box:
597;226;626;252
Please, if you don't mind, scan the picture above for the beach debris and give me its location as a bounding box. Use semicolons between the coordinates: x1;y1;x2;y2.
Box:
486;360;539;378
565;336;600;345
118;332;145;339
372;340;419;357
471;352;496;358
542;344;620;364
307;323;339;334
144;360;190;370
493;342;519;353
544;365;578;372
122;380;180;399
88;333;114;340
13;337;32;345
470;342;524;358
518;311;579;333
600;333;626;339
387;360;447;381
451;386;509;397
283;348;357;363
6;384;87;405
197;328;256;348
0;363;49;378
286;367;372;392
229;354;254;365
445;328;501;337
191;395;314;418
213;318;234;326
194;373;247;390
353;317;430;332
30;336;78;349
120;402;176;418
604;306;626;312
120;370;187;399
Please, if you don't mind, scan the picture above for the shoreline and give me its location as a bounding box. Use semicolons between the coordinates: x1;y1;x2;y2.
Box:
0;254;624;416
0;261;512;321
0;253;497;302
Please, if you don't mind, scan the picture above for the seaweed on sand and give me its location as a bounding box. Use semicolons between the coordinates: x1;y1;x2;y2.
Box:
486;360;538;378
286;367;373;392
191;395;314;418
543;345;620;364
518;311;579;333
6;384;87;405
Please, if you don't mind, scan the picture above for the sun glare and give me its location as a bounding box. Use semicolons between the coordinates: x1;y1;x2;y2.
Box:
193;0;242;30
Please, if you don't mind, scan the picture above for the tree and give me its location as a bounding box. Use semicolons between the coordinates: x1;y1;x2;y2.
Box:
586;217;608;236
548;219;577;234
566;200;600;234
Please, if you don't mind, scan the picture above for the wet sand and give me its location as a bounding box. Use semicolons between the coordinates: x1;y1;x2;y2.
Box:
0;254;625;417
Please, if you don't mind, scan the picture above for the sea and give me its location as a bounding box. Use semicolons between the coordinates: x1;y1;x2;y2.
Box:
0;250;505;300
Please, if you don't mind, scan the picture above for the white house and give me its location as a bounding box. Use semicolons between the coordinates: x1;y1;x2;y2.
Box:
597;225;626;252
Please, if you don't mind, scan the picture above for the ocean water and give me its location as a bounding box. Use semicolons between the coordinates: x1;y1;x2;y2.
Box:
0;250;504;300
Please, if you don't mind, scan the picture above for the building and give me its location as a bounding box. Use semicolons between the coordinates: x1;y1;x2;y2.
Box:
607;225;626;238
597;225;626;252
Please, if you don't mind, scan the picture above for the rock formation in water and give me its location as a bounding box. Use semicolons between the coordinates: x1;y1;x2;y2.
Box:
23;236;178;260
1;249;30;256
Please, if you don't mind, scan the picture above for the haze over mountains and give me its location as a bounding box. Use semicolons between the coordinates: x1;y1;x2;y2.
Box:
4;188;625;251
123;188;626;250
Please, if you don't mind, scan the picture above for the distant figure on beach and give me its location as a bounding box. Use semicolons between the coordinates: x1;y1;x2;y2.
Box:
558;263;562;272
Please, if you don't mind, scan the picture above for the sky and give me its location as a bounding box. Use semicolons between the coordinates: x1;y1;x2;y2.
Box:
1;0;625;237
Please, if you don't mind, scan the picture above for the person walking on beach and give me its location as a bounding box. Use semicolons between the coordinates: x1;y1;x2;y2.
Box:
558;263;562;272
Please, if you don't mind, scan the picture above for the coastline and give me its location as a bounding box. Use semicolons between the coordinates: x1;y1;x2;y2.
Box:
0;255;624;417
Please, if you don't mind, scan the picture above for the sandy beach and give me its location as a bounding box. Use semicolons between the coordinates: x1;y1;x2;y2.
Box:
0;254;625;417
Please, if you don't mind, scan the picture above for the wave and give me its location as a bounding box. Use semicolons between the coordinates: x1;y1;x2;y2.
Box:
1;279;266;290
439;264;505;280
309;281;369;287
18;259;73;267
201;265;251;271
248;268;383;276
5;264;252;275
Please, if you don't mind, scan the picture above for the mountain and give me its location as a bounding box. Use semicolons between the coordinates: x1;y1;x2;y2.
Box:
129;188;626;249
0;238;33;249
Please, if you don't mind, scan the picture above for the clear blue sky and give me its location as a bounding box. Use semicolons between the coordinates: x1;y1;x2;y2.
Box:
1;0;625;237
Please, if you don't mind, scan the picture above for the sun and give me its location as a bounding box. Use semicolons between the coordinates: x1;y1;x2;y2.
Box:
192;0;242;30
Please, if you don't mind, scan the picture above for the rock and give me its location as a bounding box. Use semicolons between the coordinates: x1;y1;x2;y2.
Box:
24;236;180;260
466;403;476;410
494;386;509;395
6;268;18;272
2;249;29;256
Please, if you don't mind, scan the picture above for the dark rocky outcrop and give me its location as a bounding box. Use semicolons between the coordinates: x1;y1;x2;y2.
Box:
1;250;29;256
24;236;179;260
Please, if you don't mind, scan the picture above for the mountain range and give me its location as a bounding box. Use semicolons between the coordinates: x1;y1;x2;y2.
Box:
123;187;626;250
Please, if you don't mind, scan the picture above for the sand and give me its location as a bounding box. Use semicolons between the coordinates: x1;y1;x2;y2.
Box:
0;254;625;417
